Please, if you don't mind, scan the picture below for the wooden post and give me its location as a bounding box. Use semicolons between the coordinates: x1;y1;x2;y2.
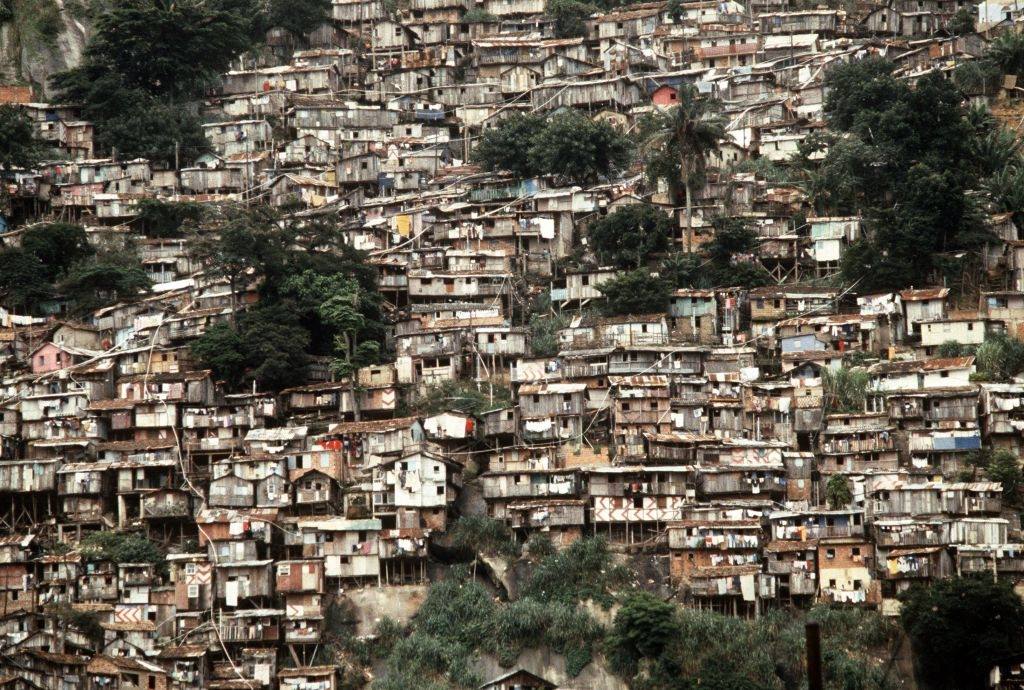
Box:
806;621;823;690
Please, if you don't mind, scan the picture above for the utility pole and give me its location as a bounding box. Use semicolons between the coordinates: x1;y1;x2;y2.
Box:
174;140;180;196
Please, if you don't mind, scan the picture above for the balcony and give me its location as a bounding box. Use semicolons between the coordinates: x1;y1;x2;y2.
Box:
297;489;331;504
694;43;758;59
284;624;322;643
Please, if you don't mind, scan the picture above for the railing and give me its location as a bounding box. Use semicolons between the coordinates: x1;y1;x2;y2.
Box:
694;43;758;59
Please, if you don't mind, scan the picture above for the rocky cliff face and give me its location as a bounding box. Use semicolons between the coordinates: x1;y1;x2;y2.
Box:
0;0;92;98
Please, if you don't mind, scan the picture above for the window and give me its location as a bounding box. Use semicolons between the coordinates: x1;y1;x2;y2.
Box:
851;547;861;557
825;548;836;560
436;486;444;495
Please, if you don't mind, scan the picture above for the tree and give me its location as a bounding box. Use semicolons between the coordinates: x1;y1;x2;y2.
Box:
901;577;1024;690
659;252;702;289
640;84;725;252
190;206;286;324
191;302;311;391
821;62;985;292
598;270;671;316
20;223;93;281
948;6;976;34
605;592;680;678
0;104;43;169
238;303;311;390
263;0;331;37
283;270;382;381
588;204;672;269
825;474;853;510
986;449;1023;501
822;366;870;414
0;249;51;312
529;292;567;357
954;59;1002;97
472;113;545;178
527;110;632;184
985;31;1024;79
53;0;256;102
547;0;594;38
135;198;204;238
461;8;497;21
449;516;519;577
937;340;972;358
80;531;166;576
190;323;247;386
90;96;208;168
975;334;1024;381
61;253;151;313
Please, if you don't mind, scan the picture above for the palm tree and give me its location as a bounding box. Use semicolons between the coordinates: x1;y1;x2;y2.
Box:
640;84;726;253
986;31;1024;79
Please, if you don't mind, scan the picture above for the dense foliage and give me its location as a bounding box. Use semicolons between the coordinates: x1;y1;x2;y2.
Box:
188;207;387;391
474;111;631;184
598;269;672;316
659;217;770;289
80;530;167;575
901;577;1024;690
372;538;625;689
588;204;672;269
605;595;899;690
804;58;1003;293
0;104;44;169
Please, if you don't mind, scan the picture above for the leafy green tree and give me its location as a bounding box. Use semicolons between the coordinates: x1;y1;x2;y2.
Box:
20;223;93;281
53;0;256;101
987;449;1023;501
283;270;383;378
948;6;976;34
520;537;629;606
263;0;330;37
461;7;497;21
605;592;680;678
190;206;287;323
0;104;44;169
472;113;545;178
135;198;204;238
659;252;702;289
0;248;51;312
80;531;166;575
588;204;672;268
191;302;310;391
527;110;632;184
820;61;987;292
547;0;594;38
901;577;1024;690
598;270;671;316
937;340;972;358
822;366;870;414
640;84;725;252
60;252;151;312
825;474;853;509
52;604;105;651
986;31;1024;79
954;59;1003;97
190;322;247;386
449;515;519;577
93;96;208;167
975;333;1024;381
528;292;567;357
408;380;512;416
